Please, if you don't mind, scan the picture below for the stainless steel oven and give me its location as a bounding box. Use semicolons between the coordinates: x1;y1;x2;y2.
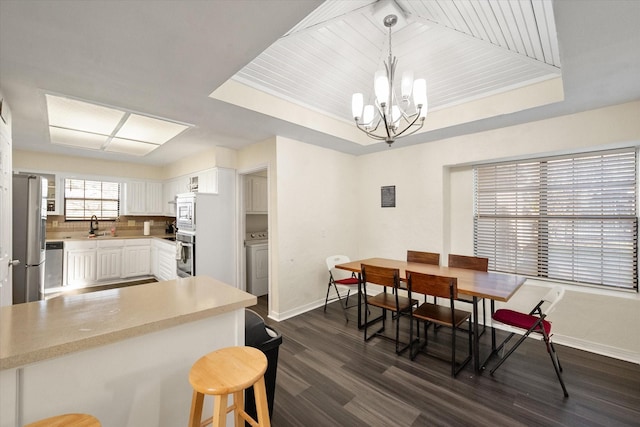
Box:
176;232;195;278
176;193;196;233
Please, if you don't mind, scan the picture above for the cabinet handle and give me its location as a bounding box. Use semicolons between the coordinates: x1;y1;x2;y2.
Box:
9;259;20;267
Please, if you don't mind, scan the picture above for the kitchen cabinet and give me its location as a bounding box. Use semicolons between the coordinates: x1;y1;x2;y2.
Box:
97;248;122;281
150;243;159;278
152;238;177;281
121;239;151;278
245;175;267;214
163;176;189;216
123;180;163;215
197;168;218;193
64;241;97;287
96;240;123;282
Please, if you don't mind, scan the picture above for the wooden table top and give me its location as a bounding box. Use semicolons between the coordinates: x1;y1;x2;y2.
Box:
336;257;526;302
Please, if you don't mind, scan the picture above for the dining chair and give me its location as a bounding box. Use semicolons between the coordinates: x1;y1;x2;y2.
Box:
361;264;418;355
448;254;489;334
490;286;569;397
407;250;440;265
325;255;360;321
406;250;440;305
406;271;472;376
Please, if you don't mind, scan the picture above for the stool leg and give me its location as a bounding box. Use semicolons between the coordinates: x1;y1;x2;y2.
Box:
233;391;244;427
213;394;227;427
253;377;271;427
189;390;204;427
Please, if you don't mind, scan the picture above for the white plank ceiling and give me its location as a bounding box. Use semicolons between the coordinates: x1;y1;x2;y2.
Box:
233;0;560;122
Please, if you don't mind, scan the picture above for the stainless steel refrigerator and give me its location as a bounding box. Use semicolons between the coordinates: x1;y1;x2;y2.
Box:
12;173;47;304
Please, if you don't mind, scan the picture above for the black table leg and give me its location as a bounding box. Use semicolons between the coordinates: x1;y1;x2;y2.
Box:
357;272;363;329
473;296;480;372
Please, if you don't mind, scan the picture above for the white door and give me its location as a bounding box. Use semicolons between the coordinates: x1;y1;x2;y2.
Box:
0;97;12;306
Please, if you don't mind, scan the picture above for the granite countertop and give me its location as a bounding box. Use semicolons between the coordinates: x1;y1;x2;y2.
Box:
0;276;256;370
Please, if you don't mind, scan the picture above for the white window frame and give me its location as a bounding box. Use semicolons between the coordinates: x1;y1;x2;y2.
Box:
474;148;638;291
64;178;120;221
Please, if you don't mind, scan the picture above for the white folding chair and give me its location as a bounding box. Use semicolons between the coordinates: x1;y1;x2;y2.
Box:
490;286;569;397
325;255;360;321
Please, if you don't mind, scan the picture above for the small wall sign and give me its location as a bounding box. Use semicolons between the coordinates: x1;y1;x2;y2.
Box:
381;185;396;208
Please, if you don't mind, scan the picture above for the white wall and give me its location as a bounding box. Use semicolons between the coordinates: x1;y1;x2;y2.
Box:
258;101;639;363
272;137;359;320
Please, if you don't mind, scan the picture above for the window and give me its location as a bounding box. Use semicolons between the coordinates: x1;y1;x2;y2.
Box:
474;149;638;291
64;178;120;220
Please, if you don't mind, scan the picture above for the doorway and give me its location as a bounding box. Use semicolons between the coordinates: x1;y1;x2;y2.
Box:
240;168;269;311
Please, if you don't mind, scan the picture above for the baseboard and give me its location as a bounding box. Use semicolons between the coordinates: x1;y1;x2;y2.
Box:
491;323;640;365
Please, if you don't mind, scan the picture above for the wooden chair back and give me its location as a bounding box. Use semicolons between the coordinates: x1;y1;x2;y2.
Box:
448;254;488;272
407;250;440;265
407;271;458;300
361;264;400;289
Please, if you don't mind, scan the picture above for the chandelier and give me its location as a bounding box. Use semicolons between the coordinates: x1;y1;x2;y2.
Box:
351;14;428;146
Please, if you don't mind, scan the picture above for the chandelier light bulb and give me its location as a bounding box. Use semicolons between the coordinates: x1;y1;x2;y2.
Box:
374;70;389;106
352;93;364;119
363;105;375;127
413;79;427;108
391;105;401;127
401;71;414;100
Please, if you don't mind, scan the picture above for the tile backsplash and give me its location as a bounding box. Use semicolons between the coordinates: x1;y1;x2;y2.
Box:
46;215;176;239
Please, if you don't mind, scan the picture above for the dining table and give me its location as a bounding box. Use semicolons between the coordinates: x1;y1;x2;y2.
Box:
335;257;527;373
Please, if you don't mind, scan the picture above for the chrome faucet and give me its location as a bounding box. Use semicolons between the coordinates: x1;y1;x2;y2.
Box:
89;215;99;235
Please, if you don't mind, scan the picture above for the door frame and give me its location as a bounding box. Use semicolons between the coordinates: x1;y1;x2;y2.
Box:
237;164;270;311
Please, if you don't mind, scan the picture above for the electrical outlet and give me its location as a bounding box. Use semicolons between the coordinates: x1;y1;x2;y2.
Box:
128;220;136;226
149;220;154;225
52;220;58;227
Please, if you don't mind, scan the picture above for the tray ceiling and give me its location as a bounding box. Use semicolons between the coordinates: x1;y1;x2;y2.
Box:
232;0;561;122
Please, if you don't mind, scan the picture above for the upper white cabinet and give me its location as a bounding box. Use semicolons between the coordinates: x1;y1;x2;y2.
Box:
145;181;163;214
123;180;163;215
245;175;267;214
163;176;189;216
197;168;218;193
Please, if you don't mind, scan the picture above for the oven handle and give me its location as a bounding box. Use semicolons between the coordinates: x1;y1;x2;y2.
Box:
179;243;192;264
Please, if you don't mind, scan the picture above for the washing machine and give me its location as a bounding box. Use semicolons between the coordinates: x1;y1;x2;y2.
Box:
246;232;268;296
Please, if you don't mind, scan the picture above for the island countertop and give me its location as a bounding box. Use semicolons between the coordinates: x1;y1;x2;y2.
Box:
0;276;257;370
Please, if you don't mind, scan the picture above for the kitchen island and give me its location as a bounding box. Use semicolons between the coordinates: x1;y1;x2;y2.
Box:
0;276;256;427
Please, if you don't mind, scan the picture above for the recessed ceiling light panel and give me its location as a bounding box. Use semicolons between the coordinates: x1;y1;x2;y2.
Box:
49;127;108;150
45;94;192;156
116;114;189;145
46;94;125;135
105;138;159;156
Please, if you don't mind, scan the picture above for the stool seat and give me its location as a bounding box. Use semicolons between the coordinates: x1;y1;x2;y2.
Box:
190;346;267;395
25;413;101;427
189;346;271;427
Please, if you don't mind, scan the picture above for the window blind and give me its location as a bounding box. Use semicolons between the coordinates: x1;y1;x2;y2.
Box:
474;149;638;290
64;179;120;220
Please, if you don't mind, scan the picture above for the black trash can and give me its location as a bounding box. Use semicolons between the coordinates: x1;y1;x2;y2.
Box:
244;309;283;424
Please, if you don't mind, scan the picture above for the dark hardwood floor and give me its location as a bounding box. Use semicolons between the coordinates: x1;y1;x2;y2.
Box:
250;296;640;426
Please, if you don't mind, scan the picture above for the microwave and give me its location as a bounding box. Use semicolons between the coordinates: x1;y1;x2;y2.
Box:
176;194;196;233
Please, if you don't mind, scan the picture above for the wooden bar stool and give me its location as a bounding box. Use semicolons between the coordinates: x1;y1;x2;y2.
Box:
189;346;271;427
25;413;101;427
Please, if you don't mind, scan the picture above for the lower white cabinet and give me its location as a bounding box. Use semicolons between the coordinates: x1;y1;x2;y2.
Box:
64;241;97;287
121;240;151;278
152;239;177;281
96;248;123;281
65;249;97;287
63;238;173;286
